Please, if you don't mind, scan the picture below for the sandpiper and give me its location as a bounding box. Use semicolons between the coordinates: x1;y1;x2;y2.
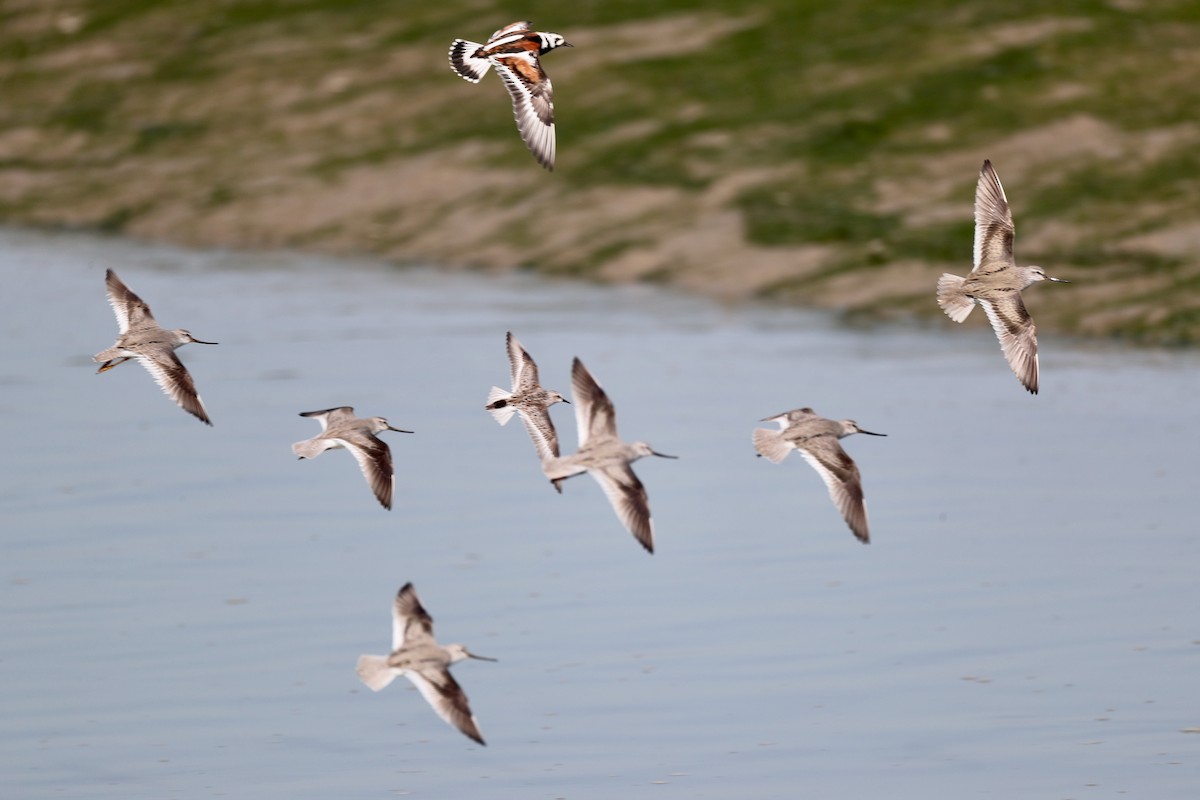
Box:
937;159;1070;394
93;269;217;425
449;20;572;171
753;407;885;544
542;358;676;554
485;331;568;463
292;407;412;510
356;583;496;746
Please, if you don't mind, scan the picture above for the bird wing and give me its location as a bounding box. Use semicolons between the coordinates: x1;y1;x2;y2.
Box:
506;331;540;391
491;53;556;171
978;294;1040;394
405;668;485;745
488;20;533;43
392;583;435;651
590;462;654;553
570;358;617;448
105;269;156;333
136;349;212;425
760;407;817;429
340;430;395;510
797;438;870;543
518;405;560;461
298;406;356;432
972;160;1015;273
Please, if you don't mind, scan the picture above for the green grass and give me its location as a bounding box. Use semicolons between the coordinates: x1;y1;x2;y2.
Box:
0;0;1197;342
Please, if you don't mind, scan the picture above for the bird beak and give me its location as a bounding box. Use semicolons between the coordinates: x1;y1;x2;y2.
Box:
467;651;498;662
191;338;218;345
652;450;679;459
1047;276;1071;283
562;399;571;404
858;429;887;437
387;425;414;434
563;41;574;47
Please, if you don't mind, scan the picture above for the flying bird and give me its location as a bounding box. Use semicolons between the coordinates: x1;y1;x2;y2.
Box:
292;406;412;510
753;407;885;544
542;358;676;554
485;331;568;463
93;269;217;425
937;159;1071;394
356;583;497;745
449;20;572;171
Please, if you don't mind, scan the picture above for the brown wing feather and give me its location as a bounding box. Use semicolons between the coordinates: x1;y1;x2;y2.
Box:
973;160;1015;272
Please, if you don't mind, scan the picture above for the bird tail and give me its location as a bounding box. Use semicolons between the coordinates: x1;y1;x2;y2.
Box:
292;438;327;459
936;273;975;323
542;456;585;491
356;655;398;692
485;387;517;425
752;428;792;464
449;40;491;83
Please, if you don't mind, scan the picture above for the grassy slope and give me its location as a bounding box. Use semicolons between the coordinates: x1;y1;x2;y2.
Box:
0;0;1197;342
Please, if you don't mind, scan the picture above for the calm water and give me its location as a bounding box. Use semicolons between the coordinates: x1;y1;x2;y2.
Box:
1;228;1197;798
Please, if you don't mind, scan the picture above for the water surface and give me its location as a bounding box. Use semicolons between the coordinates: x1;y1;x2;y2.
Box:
1;228;1197;798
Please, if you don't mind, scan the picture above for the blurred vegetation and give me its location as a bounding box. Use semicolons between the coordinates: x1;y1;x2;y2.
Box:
0;0;1197;342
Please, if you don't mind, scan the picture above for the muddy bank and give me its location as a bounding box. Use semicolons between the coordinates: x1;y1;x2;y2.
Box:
1;2;1196;342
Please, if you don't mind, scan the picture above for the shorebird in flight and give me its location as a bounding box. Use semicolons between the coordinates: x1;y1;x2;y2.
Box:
485;331;568;463
292;407;412;510
94;269;217;425
542;358;676;554
753;407;885;544
449;20;572;170
356;583;496;745
937;159;1070;394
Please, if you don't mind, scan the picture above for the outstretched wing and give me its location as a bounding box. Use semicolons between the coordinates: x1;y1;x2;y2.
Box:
391;583;435;651
298;406;356;432
590;462;654;554
570;358;617;447
797;438;870;544
405;668;486;745
978;294;1039;394
506;331;540;391
105;269;156;333
340;431;395;510
491;53;556;171
973;160;1015;273
136;349;212;425
518;405;560;461
488;20;533;43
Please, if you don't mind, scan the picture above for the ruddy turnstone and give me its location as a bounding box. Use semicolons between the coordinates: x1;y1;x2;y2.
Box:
937;160;1070;394
449;20;572;171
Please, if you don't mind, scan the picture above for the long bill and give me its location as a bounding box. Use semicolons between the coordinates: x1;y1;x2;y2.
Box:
857;430;887;437
652;450;679;459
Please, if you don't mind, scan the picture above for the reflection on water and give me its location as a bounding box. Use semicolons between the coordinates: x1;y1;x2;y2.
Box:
1;228;1197;798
